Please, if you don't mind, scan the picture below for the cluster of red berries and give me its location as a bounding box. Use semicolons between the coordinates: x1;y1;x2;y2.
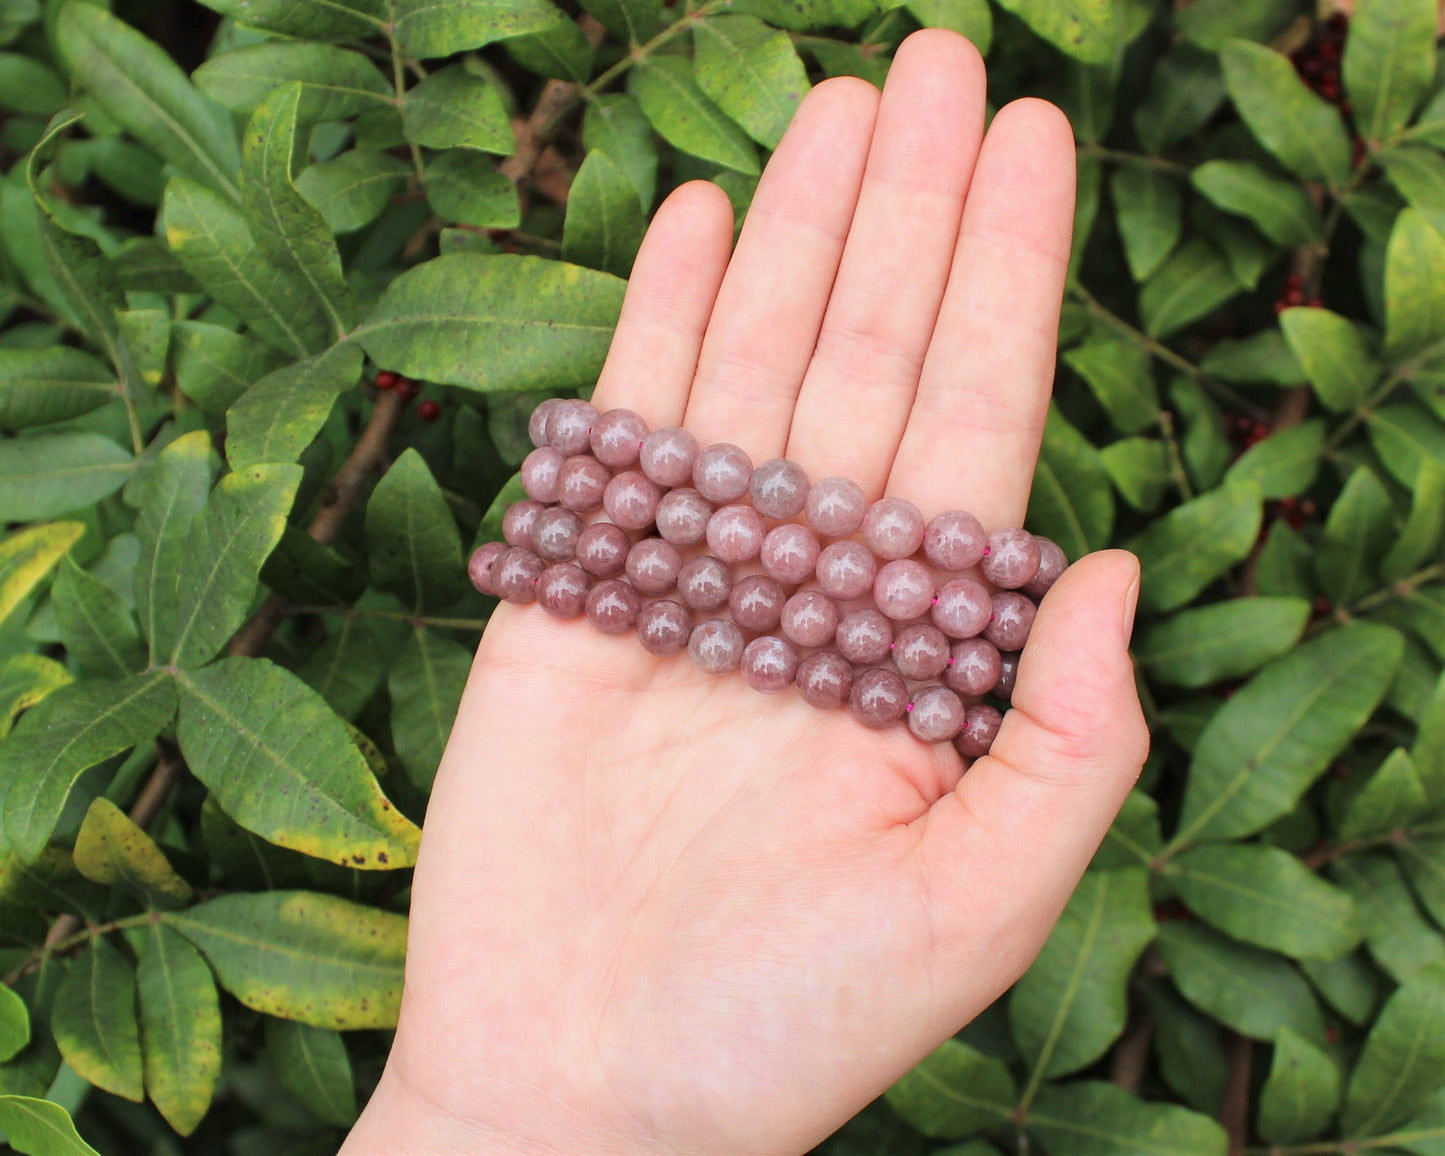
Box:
1273;271;1324;316
1270;494;1318;531
1291;12;1367;167
1225;412;1271;449
375;370;441;422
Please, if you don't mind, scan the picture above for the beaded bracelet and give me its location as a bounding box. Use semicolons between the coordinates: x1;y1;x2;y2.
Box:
468;398;1068;760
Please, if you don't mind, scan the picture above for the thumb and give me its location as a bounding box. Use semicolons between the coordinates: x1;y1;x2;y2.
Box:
919;548;1149;982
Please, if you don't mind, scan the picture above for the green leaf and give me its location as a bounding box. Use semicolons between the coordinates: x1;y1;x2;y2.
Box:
1224;419;1324;499
1200;329;1305;385
0;673;177;863
0;656;71;741
1344;965;1445;1136
1336;852;1445;983
1135;597;1310;688
1169;844;1360;960
0;522;84;629
1139;239;1239;339
1316;466;1395;605
1191;160;1323;245
52;555;143;679
358;253;625;392
1155;921;1326;1043
1385;208;1445;361
1134;46;1225;154
165;890;407;1029
389;627;470;791
1258;1027;1341;1144
0;986;27;1064
365;449;466;613
295;149;410;235
1379;147;1445;240
164;176;336;358
1173;624;1403;845
1026;1082;1226;1156
403;64;514;154
693;15;810;150
0;1096;99;1156
227;343;363;470
1301;951;1386;1026
0;348;115;431
1111;167;1182;282
1009;868;1156;1079
1100;437;1170;511
1382;458;1445;581
1027;405;1115;558
176;658;418;869
1344;0;1437;143
1417;672;1445;802
904;0;992;51
1176;0;1296;51
170;463;300;668
1341;749;1429;840
171;322;288;415
422;149;521;229
56;5;239;201
136;922;221;1136
991;0;1113;64
0;433;132;521
577;0;659;41
562;150;646;280
582;94;657;209
1126;481;1262;614
884;1039;1015;1138
1063;335;1159;434
631;56;759;176
266;1019;356;1127
1171;377;1231;490
51;936;142;1102
1094;789;1163;871
1278;307;1380;412
193;0;386;39
1367;403;1445;489
394;0;562;58
261;527;368;609
72;797;191;907
194;42;391;121
1141;977;1228;1114
505;18;595;83
0;52;65;116
297;619;384;721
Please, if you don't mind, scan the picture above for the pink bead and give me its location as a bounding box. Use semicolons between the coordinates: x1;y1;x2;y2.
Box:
795;651;852;710
689;617;745;674
640;426;699;487
984;592;1036;651
547;399;598;456
835;608;893;665
575;522;630;578
908;685;966;743
995;652;1020;700
502;499;544;548
749;458;810;520
954;703;1003;758
530;506;584;562
706;504;766;563
603;470;663;531
586;578;641;634
760;524;821;585
805;476;867;537
815;540;877;601
625;538;682;596
980;528;1040;589
891;623;950;680
677;555;733;612
467;541;506;596
780;590;839;648
556;455;611;512
528;397;562;448
521;446;564;503
493;547;544;604
590;407;648;470
873;559;934;621
636;599;692;656
536;563;589;618
946;637;1002;697
1023;537;1068;601
741;635;799;693
862;497;925;560
655;488;713;546
692;442;753;503
932;577;992;639
729;575;786;632
923;510;987;571
849;668;908;729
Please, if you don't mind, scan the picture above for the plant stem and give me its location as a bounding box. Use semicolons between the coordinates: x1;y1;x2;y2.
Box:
1347;562;1445;616
386;2;426;182
573;2;729;107
288;605;492;632
1156;409;1193;500
1077;144;1190;175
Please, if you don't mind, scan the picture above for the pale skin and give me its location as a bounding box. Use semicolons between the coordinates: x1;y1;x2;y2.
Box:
343;29;1149;1155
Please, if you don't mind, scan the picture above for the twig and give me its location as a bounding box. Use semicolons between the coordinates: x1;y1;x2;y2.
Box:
1219;1033;1252;1156
500;16;609;187
1110;1012;1153;1093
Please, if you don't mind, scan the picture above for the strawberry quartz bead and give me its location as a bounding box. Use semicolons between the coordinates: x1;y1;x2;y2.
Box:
587;579;642;634
761;524;821;585
1023;537;1068;601
493;547;545;604
923;509;987;571
556;456;611;512
636;600;692;656
707;504;767;563
521;446;564;503
468;541;506;595
530;506;584;562
625;538;683;596
528;397;563;448
984;592;1036;651
874;559;934;621
729;575;787;632
892;623;951;680
502;500;545;547
850;667;908;729
575;523;630;579
547;399;598;456
676;555;733;612
805;476;867;537
640;426;699;487
590;408;648;470
692;442;753;503
741;635;800;693
781;590;840;648
749;458;810;520
795;651;853;710
689;617;745;674
955;703;1003;758
908;686;966;743
835;608;893;665
536;563;589;619
932;577;992;639
946;637;1002;696
815;540;877;600
863;497;925;560
994;652;1020;700
655;488;713;546
980;527;1040;589
603;470;663;531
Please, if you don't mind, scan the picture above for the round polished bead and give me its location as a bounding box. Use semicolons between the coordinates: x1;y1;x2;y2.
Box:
805;476;867;537
994;652;1020;700
741;635;799;693
780;590;839;648
980;527;1041;589
946;637;1003;697
530;506;584;562
603;470;663;531
590;407;648;470
892;623;951;680
528;397;562;448
874;559;934;621
467;541;506;596
815;540;877;601
706;504;766;563
640;426;699;488
863;497;925;560
749;458;810;520
494;547;544;604
536;563;589;618
546;399;598;456
689;617;745;674
575;522;630;579
521;446;564;503
932;577;992;639
955;703;1003;758
924;509;987;571
728;574;787;632
556;455;611;512
636;599;692;656
692;442;753;503
625;538;682;596
984;592;1036;651
586;579;641;634
908;685;966;743
795;651;853;710
850;667;908;729
761;524;821;586
835;608;893;665
502;499;545;548
676;555;733;612
655;488;713;546
1023;537;1068;601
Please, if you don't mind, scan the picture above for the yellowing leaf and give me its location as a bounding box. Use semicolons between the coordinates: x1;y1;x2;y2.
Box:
0;522;83;627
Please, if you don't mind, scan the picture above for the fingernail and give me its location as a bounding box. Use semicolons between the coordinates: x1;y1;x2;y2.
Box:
1121;570;1141;645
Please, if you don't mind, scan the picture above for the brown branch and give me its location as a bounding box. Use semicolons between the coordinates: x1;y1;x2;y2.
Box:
499;15;608;188
1219;1032;1253;1156
1110;1012;1153;1094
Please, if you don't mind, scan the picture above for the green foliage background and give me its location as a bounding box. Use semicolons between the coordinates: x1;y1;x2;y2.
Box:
1;0;1445;1152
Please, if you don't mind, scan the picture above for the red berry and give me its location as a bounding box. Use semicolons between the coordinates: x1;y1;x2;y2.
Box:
375;371;398;391
1326;1025;1339;1044
1314;595;1332;617
1300;499;1317;518
1286;272;1304;289
397;378;420;402
1352;136;1367;167
1308;296;1324;308
1320;40;1341;63
418;399;441;422
1280;496;1298;511
1321;79;1341;101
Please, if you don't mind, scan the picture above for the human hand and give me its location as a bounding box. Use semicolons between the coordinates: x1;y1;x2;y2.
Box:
344;29;1148;1156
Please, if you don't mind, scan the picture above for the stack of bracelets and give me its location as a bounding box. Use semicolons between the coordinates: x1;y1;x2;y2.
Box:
468;398;1068;761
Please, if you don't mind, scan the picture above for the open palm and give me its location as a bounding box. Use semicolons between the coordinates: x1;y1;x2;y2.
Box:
346;30;1148;1156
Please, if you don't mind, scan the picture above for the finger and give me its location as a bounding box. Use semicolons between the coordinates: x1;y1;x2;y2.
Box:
887;98;1076;526
682;77;879;457
591;180;734;428
786;30;986;495
918;550;1147;986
